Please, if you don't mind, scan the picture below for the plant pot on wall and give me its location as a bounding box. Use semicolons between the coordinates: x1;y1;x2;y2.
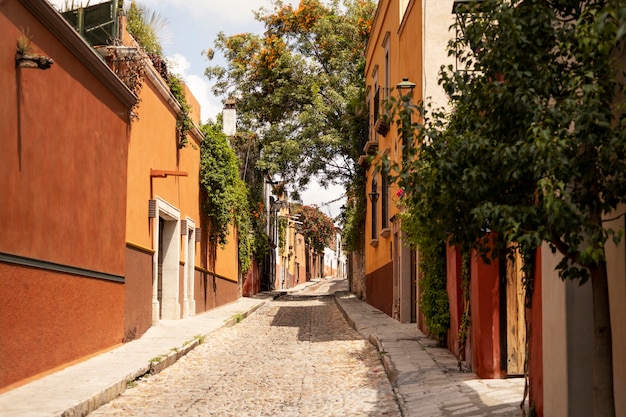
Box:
15;53;53;70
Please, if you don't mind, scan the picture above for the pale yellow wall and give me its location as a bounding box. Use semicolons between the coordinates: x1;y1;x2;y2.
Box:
541;244;569;417
542;244;597;417
423;0;455;110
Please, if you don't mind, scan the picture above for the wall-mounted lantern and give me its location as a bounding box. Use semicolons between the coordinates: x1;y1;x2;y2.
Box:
396;77;415;100
369;177;379;242
222;98;236;136
452;0;484;71
397;78;415;160
368;177;379;204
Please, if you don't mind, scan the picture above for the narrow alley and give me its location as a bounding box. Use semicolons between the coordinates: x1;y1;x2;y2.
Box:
89;280;401;417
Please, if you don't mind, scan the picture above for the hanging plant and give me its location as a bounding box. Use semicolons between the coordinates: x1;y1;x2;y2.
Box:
168;76;193;148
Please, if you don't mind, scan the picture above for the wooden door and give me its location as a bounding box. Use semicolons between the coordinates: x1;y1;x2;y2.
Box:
506;248;526;375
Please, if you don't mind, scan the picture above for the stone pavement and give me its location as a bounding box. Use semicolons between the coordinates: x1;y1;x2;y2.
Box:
0;277;526;416
334;288;527;417
89;288;400;417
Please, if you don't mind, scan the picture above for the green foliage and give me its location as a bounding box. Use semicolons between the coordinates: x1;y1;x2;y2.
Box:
393;2;625;412
168;76;193;149
200;123;254;272
126;1;192;147
397;0;626;283
416;233;450;345
277;216;289;255
294;205;336;253
205;0;375;191
125;1;167;56
458;250;471;360
341;165;367;252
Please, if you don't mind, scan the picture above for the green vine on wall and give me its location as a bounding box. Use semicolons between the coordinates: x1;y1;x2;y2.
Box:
417;235;450;345
168;76;193;149
200;123;253;273
125;1;193;148
277;216;288;256
458;250;471;369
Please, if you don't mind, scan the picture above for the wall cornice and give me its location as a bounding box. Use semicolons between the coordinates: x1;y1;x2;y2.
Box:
19;0;137;109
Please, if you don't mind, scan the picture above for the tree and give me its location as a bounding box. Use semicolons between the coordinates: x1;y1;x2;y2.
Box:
294;204;336;253
204;0;375;194
397;1;626;415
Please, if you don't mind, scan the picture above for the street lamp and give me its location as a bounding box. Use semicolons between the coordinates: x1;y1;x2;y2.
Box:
396;78;415;161
451;0;484;71
396;77;415;99
368;177;379;204
368;178;379;240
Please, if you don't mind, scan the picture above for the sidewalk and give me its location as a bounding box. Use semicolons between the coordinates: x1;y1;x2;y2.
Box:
333;290;526;417
0;294;276;417
0;280;525;417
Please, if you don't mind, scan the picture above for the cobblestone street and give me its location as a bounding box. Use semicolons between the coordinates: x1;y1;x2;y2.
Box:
90;283;401;416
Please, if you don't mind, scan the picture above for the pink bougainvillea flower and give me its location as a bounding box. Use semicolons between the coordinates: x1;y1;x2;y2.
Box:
396;189;405;198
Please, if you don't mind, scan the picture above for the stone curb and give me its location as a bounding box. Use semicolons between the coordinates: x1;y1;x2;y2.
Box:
333;291;408;416
56;296;276;417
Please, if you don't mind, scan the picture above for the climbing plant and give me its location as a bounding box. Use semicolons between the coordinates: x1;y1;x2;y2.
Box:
168;76;193;148
413;229;449;345
125;1;193;147
200;123;254;272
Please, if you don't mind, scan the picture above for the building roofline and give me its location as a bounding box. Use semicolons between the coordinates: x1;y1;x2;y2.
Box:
19;0;137;109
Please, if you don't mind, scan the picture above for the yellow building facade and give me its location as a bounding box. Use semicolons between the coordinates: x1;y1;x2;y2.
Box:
362;0;422;322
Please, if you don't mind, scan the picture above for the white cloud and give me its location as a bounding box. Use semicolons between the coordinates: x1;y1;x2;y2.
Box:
299;182;346;221
185;74;222;123
138;0;275;26
167;53;191;75
166;53;221;123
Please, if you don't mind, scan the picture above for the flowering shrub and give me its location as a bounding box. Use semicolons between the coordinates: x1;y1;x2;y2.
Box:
294;205;335;253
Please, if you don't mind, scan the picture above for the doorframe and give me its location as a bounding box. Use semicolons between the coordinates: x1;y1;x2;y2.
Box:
152;197;180;325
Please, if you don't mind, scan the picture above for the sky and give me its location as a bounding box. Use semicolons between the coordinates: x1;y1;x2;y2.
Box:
48;0;346;221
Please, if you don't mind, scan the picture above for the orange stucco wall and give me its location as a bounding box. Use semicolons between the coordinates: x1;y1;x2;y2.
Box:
363;0;423;316
1;1;131;390
124;54;239;328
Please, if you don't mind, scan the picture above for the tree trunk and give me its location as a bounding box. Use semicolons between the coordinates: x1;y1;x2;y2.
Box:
589;261;615;417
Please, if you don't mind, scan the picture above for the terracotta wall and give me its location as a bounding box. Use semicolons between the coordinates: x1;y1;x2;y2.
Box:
1;3;130;276
0;0;132;390
0;264;124;391
446;245;463;357
469;251;504;378
124;246;153;341
194;270;239;311
242;260;261;297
